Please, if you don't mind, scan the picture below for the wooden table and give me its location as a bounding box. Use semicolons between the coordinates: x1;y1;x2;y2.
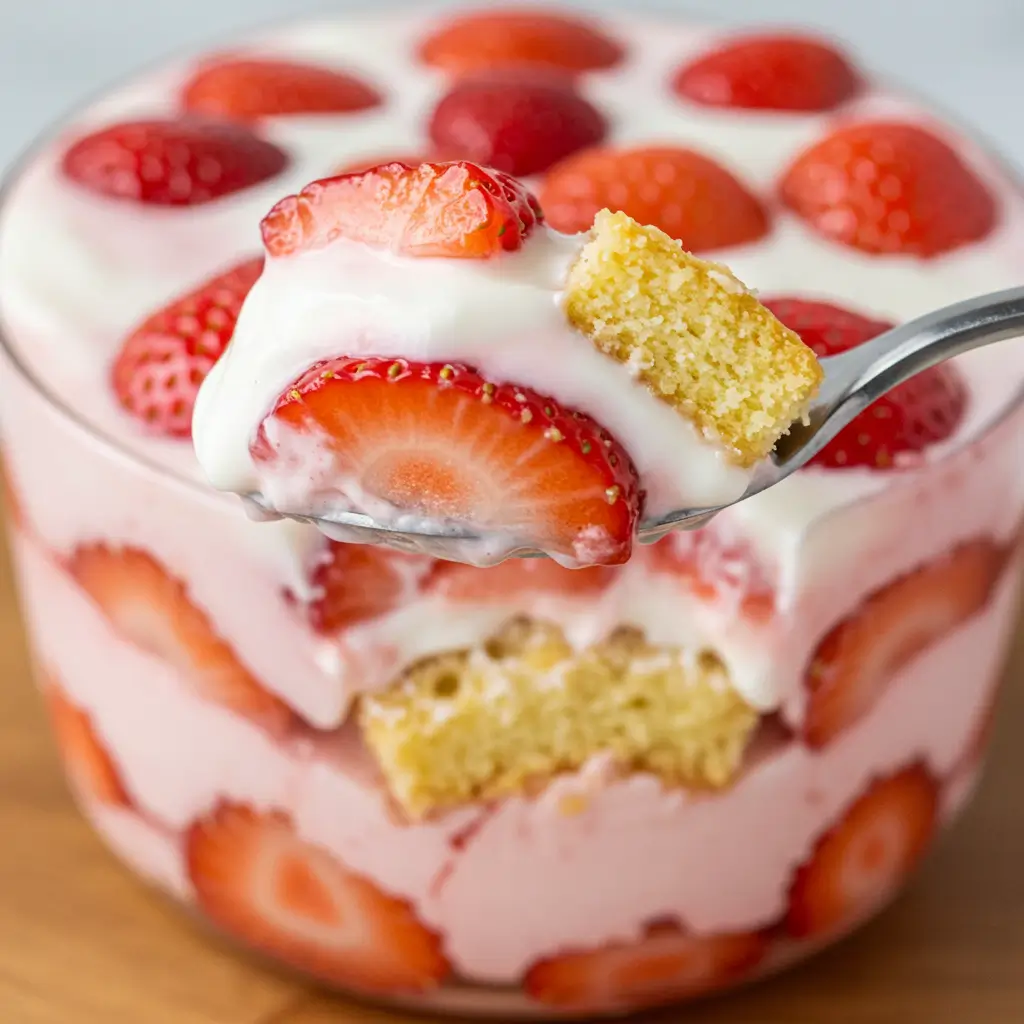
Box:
1;512;1022;1024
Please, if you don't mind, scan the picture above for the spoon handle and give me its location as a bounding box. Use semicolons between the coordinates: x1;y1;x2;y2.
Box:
772;285;1024;469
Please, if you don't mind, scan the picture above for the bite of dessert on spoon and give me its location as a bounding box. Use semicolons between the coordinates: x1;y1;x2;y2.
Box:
191;159;1020;567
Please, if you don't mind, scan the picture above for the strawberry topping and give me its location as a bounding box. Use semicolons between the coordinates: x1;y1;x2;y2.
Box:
673;34;861;112
763;297;967;469
182;58;381;120
419;11;624;75
261;160;543;258
780;122;998;257
428;73;607;177
112;257;263;437
61;119;288;206
253;358;642;566
539;145;769;250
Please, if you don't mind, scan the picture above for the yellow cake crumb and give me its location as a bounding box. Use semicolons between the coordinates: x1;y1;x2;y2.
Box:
564;209;822;467
359;618;758;819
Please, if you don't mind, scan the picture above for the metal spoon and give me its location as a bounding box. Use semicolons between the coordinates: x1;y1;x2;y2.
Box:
247;285;1024;563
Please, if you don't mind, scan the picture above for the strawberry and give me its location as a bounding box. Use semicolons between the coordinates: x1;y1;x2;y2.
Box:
61;119;288;206
672;34;861;112
261;160;543;259
763;298;967;469
539;145;769;250
803;540;1005;748
779;122;997;257
524;923;766;1013
44;680;130;807
112;257;263;437
1;459;25;532
427;555;614;601
301;541;433;635
182;58;381;121
418;11;624;75
650;529;775;622
187;803;450;992
787;763;939;938
67;545;292;730
334;153;432;175
253;358;642;566
428;74;607;177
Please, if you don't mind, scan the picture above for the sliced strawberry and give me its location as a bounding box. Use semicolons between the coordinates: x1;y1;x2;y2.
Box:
112;257;263;438
672;34;861;112
187;803;450;992
788;763;939;938
254;358;641;566
428;73;606;177
334;153;432;175
524;923;766;1013
300;541;433;635
67;545;292;729
539;145;769;251
418;11;624;75
779;122;997;257
763;297;967;470
44;680;130;807
61;119;288;206
650;529;775;622
804;540;1005;748
261;160;543;258
182;58;381;121
427;555;614;601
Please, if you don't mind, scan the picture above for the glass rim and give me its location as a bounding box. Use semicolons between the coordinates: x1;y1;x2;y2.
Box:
1;10;1023;502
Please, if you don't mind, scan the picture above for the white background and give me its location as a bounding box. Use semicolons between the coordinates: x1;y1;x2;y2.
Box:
0;0;1022;172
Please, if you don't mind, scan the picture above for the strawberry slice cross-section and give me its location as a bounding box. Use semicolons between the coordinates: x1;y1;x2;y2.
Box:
252;358;642;566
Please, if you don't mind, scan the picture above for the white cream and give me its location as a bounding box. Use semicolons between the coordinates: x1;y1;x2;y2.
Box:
192;228;752;535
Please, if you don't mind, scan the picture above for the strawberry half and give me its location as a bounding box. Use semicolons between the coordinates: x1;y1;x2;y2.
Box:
524;923;766;1013
427;555;615;601
112;257;263;437
44;679;130;807
539;145;769;251
787;763;939;938
673;34;861;112
61;119;288;206
261;160;543;258
779;122;998;257
428;73;607;177
67;545;292;730
182;58;381;121
418;10;624;75
763;297;967;469
187;804;450;992
803;540;1005;748
253;358;642;566
301;541;433;635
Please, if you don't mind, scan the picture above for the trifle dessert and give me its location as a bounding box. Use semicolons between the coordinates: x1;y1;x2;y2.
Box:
1;4;1023;1017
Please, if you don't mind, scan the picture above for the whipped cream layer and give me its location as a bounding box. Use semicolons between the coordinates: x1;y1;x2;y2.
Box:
193;229;752;524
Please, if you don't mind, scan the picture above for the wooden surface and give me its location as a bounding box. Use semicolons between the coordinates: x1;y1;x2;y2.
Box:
0;519;1022;1024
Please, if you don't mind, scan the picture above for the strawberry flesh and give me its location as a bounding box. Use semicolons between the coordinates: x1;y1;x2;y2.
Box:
253;358;642;566
62;119;288;206
763;297;967;469
261;161;543;258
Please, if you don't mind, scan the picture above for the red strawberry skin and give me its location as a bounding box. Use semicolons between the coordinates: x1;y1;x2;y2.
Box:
803;540;1005;748
673;35;861;112
61;119;288;206
261;161;543;259
780;122;997;257
253;357;642;566
182;59;381;120
112;257;263;437
418;11;624;75
763;298;967;470
428;74;607;177
787;764;939;937
539;145;769;251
